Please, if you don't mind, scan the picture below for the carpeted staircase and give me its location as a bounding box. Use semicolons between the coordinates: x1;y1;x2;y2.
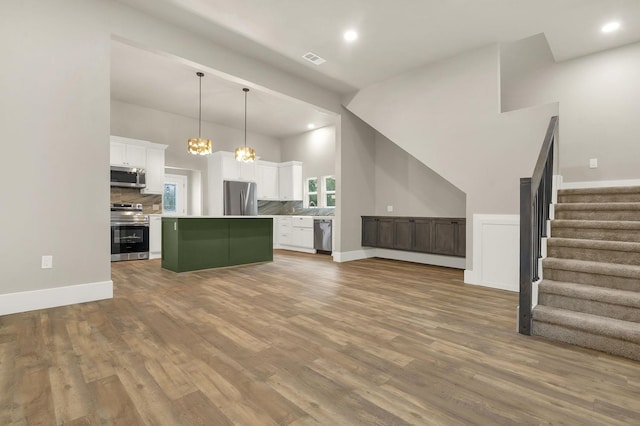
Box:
532;186;640;361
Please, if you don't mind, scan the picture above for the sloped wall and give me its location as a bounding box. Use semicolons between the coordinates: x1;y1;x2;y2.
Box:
345;44;558;271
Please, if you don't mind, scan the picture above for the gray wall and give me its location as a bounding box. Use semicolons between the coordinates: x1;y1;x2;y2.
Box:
0;1;111;293
335;109;376;254
0;0;369;301
374;133;466;217
346;44;558;267
280;125;336;184
501;37;640;183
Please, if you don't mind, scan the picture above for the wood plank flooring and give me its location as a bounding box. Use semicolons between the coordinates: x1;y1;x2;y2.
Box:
2;250;640;425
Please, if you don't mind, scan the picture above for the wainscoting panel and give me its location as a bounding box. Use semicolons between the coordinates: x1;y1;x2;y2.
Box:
465;214;520;292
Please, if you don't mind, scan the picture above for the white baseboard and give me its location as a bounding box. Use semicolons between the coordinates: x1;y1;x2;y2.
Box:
0;281;113;316
333;248;465;269
333;249;376;262
561;178;640;189
279;245;316;254
150;252;161;260
465;214;520;292
373;249;465;269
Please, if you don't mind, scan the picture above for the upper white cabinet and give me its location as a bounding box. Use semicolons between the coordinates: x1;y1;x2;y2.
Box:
256;161;279;200
278;162;303;201
141;147;166;194
110;142;146;168
110;136;167;194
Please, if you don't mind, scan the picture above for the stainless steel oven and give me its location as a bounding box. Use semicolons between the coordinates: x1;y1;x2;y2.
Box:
111;203;149;261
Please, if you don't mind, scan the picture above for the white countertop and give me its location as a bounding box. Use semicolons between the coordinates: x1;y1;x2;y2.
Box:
161;215;334;219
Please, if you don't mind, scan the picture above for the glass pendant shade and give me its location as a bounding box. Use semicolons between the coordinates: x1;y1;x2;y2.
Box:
188;137;212;155
188;72;212;155
234;146;256;162
235;87;256;162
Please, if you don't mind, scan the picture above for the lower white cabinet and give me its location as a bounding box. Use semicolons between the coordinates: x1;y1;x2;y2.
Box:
149;215;162;259
276;216;314;253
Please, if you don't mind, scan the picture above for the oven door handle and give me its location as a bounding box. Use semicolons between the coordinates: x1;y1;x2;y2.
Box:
111;222;150;227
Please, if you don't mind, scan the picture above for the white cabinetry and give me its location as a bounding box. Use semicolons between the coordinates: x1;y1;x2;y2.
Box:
149;215;162;259
110;136;167;194
110;142;146;168
141;147;166;195
278;216;314;253
278;162;303;201
256;161;279;200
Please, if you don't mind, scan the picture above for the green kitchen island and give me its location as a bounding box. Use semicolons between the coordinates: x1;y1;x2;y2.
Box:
161;217;273;272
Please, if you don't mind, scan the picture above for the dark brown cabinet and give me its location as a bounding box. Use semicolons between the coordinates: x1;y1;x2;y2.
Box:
362;216;465;258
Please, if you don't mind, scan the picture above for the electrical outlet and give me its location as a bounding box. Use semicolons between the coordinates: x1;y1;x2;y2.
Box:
387;205;393;212
41;255;53;269
153;204;160;211
589;158;598;169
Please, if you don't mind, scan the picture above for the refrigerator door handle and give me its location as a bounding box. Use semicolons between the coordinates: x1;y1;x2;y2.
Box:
240;190;245;215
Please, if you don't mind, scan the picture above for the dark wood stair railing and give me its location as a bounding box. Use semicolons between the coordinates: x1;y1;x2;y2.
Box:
519;116;558;335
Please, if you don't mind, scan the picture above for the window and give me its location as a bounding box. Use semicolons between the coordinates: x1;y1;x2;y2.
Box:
323;176;335;207
305;175;336;208
163;183;177;214
305;177;318;208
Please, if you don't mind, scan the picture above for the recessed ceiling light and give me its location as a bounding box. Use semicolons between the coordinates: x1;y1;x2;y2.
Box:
343;30;358;42
602;21;621;33
307;123;316;129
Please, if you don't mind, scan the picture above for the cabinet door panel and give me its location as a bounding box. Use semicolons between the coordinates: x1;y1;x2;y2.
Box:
393;219;412;251
110;142;126;166
431;220;456;256
377;218;394;249
126;145;147;168
362;217;378;247
413;219;432;253
455;222;466;257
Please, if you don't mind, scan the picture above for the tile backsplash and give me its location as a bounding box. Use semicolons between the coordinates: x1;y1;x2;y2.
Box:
258;200;334;216
110;187;162;214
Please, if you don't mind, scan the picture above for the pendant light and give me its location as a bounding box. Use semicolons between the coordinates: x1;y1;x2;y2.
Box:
235;87;256;162
187;72;212;155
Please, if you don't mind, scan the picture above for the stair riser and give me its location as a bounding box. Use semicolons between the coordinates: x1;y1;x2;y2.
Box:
532;321;640;361
547;246;640;266
555;210;640;221
539;294;640;322
558;194;640;203
543;268;640;292
550;227;640;243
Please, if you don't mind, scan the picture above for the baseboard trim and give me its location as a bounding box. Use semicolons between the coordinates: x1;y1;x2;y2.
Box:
333;249;376;262
0;280;113;316
561;178;640;189
373;249;465;269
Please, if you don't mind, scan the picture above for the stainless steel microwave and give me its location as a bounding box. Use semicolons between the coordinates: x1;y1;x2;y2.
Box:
110;166;146;188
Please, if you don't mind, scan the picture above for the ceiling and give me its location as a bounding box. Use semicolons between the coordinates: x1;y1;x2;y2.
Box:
111;42;337;138
112;0;640;136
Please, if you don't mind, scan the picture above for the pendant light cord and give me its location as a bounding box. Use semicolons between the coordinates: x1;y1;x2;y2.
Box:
244;88;248;148
198;74;202;138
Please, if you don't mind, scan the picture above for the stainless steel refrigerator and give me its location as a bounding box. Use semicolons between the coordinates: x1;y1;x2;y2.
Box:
223;180;258;215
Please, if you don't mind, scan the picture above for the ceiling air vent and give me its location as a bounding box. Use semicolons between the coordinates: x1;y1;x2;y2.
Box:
302;51;326;65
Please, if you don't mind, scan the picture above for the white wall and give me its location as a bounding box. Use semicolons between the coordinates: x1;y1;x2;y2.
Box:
346;44;558;271
374;132;466;217
501;37;640;183
280;125;335;184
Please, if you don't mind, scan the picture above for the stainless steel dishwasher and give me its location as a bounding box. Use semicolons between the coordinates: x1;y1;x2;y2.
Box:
313;219;332;253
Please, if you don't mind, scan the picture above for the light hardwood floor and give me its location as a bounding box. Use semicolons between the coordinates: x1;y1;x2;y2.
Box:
2;250;640;425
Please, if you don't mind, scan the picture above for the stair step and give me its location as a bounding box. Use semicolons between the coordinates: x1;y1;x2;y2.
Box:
542;258;640;291
532;306;640;361
538;280;640;322
554;202;640;221
551;220;640;242
547;238;640;265
558;186;640;203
